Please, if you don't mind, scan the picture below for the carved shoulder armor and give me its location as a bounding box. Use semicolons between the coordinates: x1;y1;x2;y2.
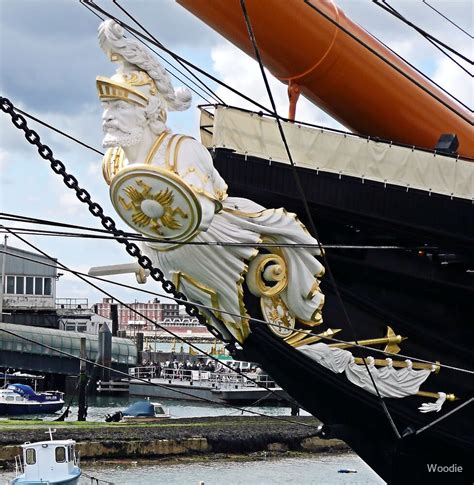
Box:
102;146;126;185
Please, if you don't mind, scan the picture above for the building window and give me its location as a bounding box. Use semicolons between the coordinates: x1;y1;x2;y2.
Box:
6;276;15;294
34;277;43;295
16;276;24;294
55;446;66;463
2;276;52;295
26;448;36;465
26;277;34;295
44;278;52;296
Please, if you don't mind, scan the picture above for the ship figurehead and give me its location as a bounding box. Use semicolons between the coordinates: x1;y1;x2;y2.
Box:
95;19;448;413
96;19;326;344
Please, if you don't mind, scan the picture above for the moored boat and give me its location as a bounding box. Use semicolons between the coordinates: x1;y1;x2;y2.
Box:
127;365;289;403
11;434;81;485
105;399;170;422
0;384;64;416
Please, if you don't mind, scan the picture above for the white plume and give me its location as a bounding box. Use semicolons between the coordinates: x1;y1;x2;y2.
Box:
98;19;192;111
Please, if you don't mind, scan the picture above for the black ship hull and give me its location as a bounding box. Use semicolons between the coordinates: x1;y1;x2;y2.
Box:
215;148;474;483
240;323;472;484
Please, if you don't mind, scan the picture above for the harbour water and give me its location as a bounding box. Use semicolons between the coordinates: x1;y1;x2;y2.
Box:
0;395;385;484
1;346;377;484
0;453;384;484
28;394;304;422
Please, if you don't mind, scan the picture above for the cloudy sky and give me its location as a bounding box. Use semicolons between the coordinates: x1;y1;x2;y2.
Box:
0;0;471;307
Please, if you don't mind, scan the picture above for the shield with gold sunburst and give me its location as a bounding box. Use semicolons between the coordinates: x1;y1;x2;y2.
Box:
110;164;202;244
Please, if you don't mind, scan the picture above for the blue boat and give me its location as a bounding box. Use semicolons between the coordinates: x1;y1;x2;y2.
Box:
106;400;170;422
0;384;64;415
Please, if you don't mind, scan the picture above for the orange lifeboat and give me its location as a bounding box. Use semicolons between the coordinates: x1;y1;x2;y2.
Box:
177;0;473;158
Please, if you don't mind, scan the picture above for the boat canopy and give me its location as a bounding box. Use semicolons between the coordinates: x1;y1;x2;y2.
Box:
7;384;38;399
123;401;155;417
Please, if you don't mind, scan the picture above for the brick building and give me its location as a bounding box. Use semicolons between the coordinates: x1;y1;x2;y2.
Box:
94;297;182;331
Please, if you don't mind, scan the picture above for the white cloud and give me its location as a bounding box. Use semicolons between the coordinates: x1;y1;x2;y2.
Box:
432;57;472;108
0;151;7;176
56;192;85;217
87;161;102;177
211;42;345;129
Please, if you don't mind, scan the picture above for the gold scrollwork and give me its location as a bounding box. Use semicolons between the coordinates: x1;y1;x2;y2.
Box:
172;271;250;343
247;253;288;298
261;296;295;338
118;179;188;235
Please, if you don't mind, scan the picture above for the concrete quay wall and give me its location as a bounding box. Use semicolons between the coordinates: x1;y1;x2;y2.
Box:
0;416;348;468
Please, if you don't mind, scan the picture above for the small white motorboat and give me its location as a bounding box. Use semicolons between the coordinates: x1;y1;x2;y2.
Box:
11;430;81;484
105;400;171;422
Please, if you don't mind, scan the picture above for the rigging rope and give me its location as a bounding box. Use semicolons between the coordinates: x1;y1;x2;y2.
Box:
0;325;317;429
1;0;471;437
3;240;472;438
81;0;275;116
413;397;474;436
422;0;473;39
1;227;285;403
13;107;104;156
79;0;217;105
111;0;225;105
0;97;295;405
3;247;472;376
377;0;473;64
239;0;401;440
4;0;459;441
0;220;445;251
373;0;473;76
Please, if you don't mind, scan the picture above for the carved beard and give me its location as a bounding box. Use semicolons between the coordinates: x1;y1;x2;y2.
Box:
102;124;144;148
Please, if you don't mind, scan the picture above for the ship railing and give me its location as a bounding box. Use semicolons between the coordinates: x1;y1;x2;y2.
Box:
129;366;278;388
214;373;277;389
129;366;158;379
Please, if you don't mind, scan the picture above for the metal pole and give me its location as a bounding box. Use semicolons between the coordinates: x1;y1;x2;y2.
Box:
99;322;112;383
78;337;87;421
110;303;118;337
0;235;8;323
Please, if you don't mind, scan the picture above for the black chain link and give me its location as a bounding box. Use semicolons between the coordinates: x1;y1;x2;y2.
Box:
1;96;312;402
0;96;207;325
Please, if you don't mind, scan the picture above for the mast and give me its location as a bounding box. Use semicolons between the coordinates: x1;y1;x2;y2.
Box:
177;0;473;158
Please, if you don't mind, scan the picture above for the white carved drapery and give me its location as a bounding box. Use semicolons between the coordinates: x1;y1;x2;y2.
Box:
298;343;433;399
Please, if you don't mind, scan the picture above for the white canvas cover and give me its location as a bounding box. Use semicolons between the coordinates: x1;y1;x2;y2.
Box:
201;107;473;201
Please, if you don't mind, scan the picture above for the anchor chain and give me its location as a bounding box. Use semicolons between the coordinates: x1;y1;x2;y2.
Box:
0;96;207;326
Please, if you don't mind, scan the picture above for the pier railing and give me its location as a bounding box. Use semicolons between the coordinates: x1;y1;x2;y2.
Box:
128;366;278;389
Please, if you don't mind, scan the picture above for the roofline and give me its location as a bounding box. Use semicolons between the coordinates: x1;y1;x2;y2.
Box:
21;440;76;447
0;244;58;263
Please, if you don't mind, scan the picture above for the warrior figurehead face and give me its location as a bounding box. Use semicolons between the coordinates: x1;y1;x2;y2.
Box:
98;71;168;148
96;19;191;149
101;99;146;148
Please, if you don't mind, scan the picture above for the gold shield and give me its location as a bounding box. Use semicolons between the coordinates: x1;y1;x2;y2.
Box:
110;164;202;244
